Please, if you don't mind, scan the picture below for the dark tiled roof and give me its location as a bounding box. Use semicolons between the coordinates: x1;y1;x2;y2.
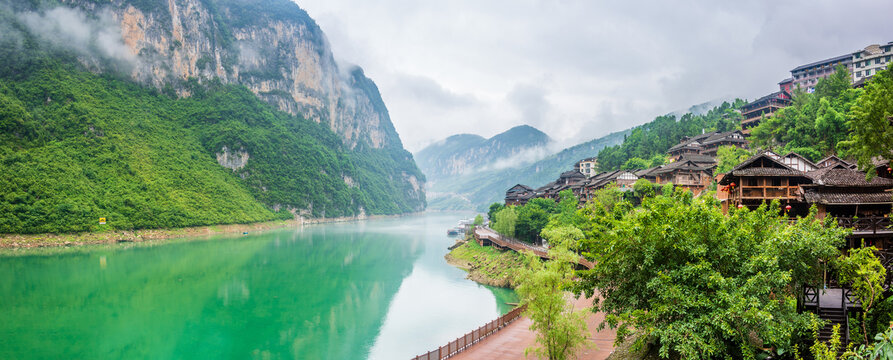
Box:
651;160;712;175
635;166;662;177
507;184;534;193
778;77;793;84
719;152;809;184
806;167;893;187
817;155;852;168
678;153;717;165
559;170;586;179
732;167;805;176
803;190;893;205
701;130;747;146
791;53;852;72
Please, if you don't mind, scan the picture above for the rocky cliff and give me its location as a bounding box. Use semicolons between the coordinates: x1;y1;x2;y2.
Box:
0;0;425;229
52;0;402;151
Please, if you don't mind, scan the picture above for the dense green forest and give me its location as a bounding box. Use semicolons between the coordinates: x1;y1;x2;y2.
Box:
0;58;423;234
751;66;859;161
596;100;744;171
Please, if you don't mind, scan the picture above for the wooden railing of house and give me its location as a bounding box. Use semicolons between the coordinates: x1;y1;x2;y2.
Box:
837;216;893;235
410;305;527;360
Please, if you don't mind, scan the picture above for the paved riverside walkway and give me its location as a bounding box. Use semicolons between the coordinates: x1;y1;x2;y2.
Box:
451;294;617;360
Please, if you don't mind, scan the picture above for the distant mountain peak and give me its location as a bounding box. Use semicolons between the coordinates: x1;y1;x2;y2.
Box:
414;124;551;181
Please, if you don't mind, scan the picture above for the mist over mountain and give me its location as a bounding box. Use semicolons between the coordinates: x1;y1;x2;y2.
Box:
0;0;425;233
423;128;629;211
415;125;551;183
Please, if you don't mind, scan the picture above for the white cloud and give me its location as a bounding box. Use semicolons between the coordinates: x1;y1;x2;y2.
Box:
296;0;893;152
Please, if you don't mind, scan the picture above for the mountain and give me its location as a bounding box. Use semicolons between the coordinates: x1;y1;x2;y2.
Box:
0;0;424;233
415;125;551;182
425;129;629;211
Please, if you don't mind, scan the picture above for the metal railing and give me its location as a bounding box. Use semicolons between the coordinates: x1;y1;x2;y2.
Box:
411;305;527;360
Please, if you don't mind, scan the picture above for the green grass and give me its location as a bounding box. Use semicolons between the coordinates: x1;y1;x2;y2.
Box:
449;238;527;287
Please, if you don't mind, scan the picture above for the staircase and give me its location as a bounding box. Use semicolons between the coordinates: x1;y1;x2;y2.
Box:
817;307;848;344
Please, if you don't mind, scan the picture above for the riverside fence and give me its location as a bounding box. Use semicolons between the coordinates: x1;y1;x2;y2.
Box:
410;304;527;360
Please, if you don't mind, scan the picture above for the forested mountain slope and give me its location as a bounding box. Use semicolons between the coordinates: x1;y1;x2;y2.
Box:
415;125;551;181
0;0;425;233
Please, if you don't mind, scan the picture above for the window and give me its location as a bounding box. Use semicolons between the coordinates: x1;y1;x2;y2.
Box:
772;178;781;186
746;178;758;186
876;58;881;64
857;71;862;77
887;55;891;62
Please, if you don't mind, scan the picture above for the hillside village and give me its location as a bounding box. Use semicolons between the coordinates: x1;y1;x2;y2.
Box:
506;41;893;233
498;42;893;346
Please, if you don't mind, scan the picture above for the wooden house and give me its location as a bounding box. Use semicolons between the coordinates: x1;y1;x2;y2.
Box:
652;159;714;195
718;152;812;212
505;184;535;206
697;130;748;157
803;164;893;249
666;130;747;161
781;152;818;172
740;91;791;134
815;155;852;169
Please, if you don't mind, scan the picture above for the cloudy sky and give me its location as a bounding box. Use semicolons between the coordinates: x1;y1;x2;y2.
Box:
296;0;893;153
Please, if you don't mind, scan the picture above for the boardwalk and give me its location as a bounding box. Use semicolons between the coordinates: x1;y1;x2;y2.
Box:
450;294;616;360
473;226;595;269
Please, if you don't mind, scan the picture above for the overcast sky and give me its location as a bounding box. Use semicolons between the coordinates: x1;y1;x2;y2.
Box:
295;0;893;153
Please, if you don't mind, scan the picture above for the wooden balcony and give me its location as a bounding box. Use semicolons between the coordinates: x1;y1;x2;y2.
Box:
736;186;799;199
837;216;893;236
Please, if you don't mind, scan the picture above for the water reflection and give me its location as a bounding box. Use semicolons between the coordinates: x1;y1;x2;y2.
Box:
0;213;515;359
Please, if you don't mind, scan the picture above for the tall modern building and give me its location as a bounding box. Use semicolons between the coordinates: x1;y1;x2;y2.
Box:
790;54;852;93
853;42;893;83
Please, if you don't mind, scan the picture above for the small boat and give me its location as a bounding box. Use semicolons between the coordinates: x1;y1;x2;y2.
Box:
447;228;462;236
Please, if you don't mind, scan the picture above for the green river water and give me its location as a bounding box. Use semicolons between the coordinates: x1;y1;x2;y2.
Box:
0;212;516;359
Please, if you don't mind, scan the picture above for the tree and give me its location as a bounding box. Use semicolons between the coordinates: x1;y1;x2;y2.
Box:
517;205;550;244
488;202;505;222
622;157;649;170
632;178;654;199
493;207;517;238
752;65;860;158
840;63;893;178
473;214;484;226
837;246;887;344
578;193;847;359
516;226;591;360
715;145;756;174
648;154;668;168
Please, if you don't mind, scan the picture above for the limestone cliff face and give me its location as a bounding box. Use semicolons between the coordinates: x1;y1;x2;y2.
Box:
62;0;401;150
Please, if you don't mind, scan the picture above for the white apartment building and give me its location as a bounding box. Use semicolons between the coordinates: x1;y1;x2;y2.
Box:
853;42;893;83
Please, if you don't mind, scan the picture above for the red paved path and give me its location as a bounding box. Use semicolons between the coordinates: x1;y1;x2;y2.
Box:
451;294;616;360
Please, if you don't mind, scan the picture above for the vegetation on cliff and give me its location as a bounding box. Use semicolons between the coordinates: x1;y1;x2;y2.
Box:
0;60;423;234
596;101;744;171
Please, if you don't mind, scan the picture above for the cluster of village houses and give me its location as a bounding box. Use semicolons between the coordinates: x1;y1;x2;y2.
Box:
505;41;893;250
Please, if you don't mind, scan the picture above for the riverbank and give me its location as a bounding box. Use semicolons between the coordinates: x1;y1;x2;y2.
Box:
444;236;527;288
0;212;417;249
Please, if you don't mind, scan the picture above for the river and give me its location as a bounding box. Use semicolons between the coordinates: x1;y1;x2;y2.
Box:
0;212;516;359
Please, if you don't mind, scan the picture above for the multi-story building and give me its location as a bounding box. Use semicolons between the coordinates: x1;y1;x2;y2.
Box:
574;157;598;178
740;91;791;134
790;54;852;93
853;42;893;83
